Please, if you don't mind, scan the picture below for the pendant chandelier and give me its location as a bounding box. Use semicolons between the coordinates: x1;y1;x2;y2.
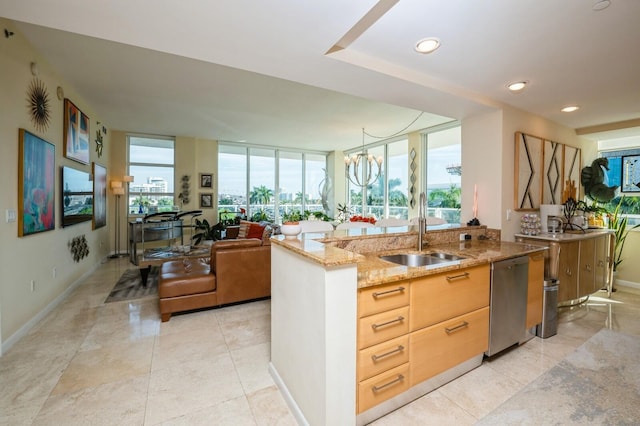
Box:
344;128;383;187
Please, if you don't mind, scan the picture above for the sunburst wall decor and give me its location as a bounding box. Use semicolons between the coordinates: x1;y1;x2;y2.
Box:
27;78;51;132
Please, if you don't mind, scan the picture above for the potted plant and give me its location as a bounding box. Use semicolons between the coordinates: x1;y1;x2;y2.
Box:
608;196;640;283
192;218;217;245
281;210;302;239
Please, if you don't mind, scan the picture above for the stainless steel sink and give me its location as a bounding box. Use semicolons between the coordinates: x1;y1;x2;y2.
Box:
379;252;466;267
428;252;466;261
380;253;447;267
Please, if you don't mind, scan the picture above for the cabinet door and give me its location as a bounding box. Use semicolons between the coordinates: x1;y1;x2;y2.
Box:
595;234;609;292
410;307;489;385
558;241;579;302
578;238;596;297
410;264;490;331
358;281;409;318
358;306;410;350
526;252;545;329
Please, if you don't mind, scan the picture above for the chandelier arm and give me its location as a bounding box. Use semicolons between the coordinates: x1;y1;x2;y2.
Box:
363;112;424;139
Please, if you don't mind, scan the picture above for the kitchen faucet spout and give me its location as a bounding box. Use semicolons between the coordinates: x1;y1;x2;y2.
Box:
418;192;426;251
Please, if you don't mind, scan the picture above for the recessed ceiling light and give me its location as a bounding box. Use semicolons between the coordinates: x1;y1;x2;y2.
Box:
593;0;611;11
415;38;440;54
507;81;528;92
561;105;580;112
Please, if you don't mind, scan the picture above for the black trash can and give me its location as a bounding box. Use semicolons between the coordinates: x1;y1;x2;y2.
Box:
536;279;558;338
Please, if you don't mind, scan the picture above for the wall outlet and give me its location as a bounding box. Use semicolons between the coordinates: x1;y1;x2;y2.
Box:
30;280;35;292
6;209;16;223
52;267;57;279
506;209;512;221
459;233;468;241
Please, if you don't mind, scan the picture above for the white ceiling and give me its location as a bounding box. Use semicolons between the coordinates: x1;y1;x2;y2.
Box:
2;0;639;151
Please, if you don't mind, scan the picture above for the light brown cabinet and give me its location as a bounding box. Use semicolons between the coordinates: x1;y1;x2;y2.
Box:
356;265;490;414
526;252;545;329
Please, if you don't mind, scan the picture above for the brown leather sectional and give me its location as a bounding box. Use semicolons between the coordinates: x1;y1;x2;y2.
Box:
158;237;271;321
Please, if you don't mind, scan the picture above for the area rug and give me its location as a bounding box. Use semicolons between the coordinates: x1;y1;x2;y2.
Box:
478;329;640;424
105;267;159;303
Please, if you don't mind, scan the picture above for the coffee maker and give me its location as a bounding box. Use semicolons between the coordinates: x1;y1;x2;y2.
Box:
540;204;564;234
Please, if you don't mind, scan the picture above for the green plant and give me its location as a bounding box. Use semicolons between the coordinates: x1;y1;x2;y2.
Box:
608;196;640;272
282;210;302;223
251;209;271;222
192;218;216;244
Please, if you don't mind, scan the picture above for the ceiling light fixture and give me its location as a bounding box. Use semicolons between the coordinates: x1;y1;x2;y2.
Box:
561;105;580;112
507;81;528;92
415;38;440;54
344;128;383;188
593;0;611;11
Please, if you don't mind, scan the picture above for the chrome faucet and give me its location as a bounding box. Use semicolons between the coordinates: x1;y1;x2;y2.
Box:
418;192;426;251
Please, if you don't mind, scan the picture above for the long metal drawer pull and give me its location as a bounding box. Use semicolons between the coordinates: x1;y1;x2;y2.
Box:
371;316;404;330
446;272;469;281
371;345;405;362
372;287;405;298
372;374;404;393
445;321;469;334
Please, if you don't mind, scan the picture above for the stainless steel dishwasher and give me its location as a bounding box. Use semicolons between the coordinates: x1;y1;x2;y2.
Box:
486;256;529;357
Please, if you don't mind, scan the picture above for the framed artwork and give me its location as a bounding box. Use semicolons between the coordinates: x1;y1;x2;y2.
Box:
514;132;543;210
92;162;107;229
199;193;213;208
63;98;90;164
621;155;640;192
18;129;55;236
200;173;213;188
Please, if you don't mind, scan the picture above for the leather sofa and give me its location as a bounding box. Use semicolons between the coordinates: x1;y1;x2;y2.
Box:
158;236;271;321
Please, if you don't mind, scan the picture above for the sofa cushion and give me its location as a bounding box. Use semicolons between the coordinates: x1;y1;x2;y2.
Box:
238;221;251;238
247;223;266;239
159;270;215;298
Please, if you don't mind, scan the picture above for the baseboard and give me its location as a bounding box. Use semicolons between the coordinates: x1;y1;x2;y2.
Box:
268;362;309;426
1;257;106;356
616;279;640;291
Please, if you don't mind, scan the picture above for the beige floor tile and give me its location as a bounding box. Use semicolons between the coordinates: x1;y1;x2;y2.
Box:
483;339;560;385
437;364;525;419
154;396;257;426
151;325;229;372
370;388;476;426
230;342;274;394
246;385;298;426
51;338;154;395
145;352;245;425
0;401;42;426
33;375;149;426
218;311;271;351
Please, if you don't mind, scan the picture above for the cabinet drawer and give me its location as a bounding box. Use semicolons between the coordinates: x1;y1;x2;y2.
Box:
358;281;409;318
358;306;409;350
410;264;489;331
357;363;409;414
358;335;409;381
410;306;489;385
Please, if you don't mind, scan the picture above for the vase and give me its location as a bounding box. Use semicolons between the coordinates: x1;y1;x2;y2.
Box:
280;223;301;239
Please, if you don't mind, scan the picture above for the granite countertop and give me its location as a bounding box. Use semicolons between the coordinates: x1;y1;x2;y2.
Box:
515;229;613;242
272;227;547;289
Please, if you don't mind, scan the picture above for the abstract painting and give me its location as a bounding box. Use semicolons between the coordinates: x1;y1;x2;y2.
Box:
93;162;107;229
19;129;55;236
63;98;90;164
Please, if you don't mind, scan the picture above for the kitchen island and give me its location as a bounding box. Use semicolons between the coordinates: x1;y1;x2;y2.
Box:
269;225;546;426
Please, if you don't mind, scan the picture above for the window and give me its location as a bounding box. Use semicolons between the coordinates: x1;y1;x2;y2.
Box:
424;124;461;224
127;135;175;215
218;143;328;223
346;138;409;219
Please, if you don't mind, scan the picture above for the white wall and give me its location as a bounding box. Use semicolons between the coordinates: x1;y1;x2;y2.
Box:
0;19;110;351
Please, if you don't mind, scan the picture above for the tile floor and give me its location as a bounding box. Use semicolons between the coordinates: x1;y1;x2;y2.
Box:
1;257;639;425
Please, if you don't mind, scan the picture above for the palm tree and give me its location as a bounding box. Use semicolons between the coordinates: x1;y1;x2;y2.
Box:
428;184;461;208
250;185;273;205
